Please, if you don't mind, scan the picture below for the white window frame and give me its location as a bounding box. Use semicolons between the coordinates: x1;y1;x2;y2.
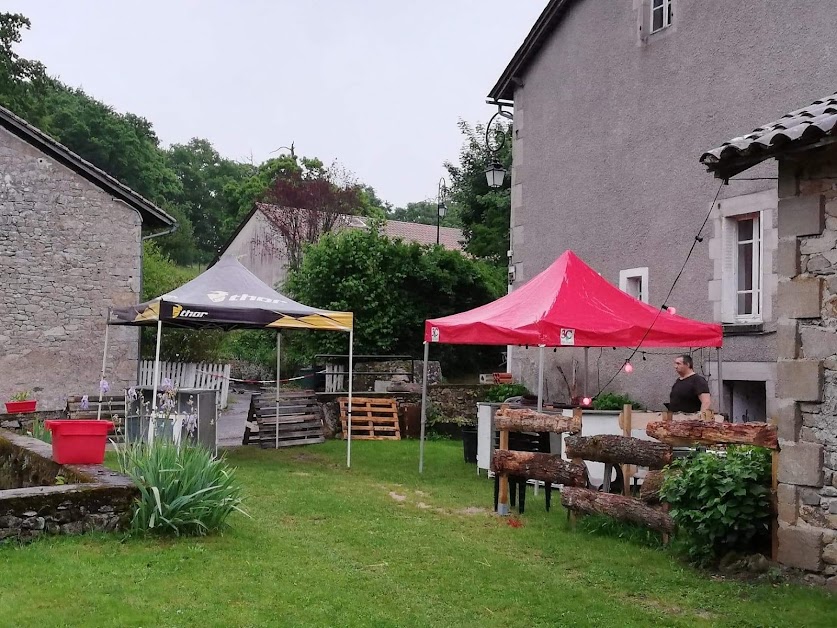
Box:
651;0;673;33
619;267;649;303
733;214;762;323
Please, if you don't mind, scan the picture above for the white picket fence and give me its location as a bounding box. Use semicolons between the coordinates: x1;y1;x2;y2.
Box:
138;361;231;408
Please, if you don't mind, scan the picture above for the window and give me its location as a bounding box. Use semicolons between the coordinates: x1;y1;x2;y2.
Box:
619;267;649;303
651;0;673;33
734;215;761;321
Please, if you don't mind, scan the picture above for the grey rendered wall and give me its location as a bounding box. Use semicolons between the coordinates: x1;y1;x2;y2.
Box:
508;0;837;411
221;211;289;290
0;127;142;411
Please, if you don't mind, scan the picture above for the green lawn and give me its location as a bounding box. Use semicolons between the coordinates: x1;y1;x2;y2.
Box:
1;440;835;627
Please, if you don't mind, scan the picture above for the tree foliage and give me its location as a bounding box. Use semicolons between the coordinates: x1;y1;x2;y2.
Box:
259;159;365;271
284;227;505;374
445;120;512;264
388;200;462;228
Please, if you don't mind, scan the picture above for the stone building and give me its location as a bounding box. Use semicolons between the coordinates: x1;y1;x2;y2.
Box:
0;105;175;411
488;0;837;418
216;203;464;290
702;92;837;587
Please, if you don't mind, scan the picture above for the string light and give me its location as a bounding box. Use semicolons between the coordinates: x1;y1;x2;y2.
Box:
623;361;634;374
582;397;592;406
662;304;677;316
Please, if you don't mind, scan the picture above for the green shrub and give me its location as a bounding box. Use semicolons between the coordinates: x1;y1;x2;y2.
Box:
591;393;642;411
660;446;772;565
484;383;529;403
116;441;247;536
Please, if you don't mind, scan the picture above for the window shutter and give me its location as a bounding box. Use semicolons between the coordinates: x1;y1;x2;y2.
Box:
640;0;651;41
720;218;736;323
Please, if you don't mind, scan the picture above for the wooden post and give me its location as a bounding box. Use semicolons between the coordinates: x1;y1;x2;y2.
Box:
622;404;632;497
569;407;584;528
497;428;510;516
771;417;779;561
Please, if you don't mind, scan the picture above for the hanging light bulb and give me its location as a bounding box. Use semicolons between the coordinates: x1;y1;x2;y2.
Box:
623;361;634;374
642;353;647;361
668;307;677;315
582;397;592;406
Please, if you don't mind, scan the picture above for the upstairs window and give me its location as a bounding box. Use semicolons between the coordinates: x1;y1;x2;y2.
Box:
734;215;761;321
619;267;649;303
652;0;673;33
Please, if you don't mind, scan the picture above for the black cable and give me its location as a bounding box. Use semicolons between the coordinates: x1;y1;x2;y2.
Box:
592;180;725;399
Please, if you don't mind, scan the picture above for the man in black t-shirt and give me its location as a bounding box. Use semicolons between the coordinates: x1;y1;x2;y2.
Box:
669;355;711;413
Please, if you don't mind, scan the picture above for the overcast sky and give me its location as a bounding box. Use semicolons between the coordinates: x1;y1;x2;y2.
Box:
8;1;547;207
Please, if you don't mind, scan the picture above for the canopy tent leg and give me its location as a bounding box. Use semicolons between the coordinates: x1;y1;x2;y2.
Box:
717;347;724;417
537;345;545;412
584;347;589;399
419;341;430;473
276;330;282;449
149;319;163;446
97;310;110;420
347;329;354;468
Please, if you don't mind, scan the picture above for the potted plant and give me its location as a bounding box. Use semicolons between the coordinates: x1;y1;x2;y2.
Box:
5;390;37;414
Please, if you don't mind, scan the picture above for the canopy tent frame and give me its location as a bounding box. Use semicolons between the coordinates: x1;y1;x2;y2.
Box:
418;251;724;473
102;257;356;466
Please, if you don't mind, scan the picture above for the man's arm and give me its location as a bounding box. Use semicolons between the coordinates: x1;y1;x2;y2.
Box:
699;392;711;411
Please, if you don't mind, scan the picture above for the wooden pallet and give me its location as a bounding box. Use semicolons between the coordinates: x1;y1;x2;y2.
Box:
338;397;401;440
243;391;325;448
66;395;126;442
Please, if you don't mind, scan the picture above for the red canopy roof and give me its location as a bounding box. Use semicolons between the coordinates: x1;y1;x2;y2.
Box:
424;251;722;348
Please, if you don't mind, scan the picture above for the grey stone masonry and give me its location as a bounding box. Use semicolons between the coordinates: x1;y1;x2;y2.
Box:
777;277;824;319
0;127;142;410
777;195;825;238
774;146;837;577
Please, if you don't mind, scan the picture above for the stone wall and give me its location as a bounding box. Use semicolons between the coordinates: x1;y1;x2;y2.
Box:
0;126;143;411
0;430;137;543
775;146;837;588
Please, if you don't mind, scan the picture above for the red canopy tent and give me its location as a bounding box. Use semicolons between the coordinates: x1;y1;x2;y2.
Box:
418;250;723;471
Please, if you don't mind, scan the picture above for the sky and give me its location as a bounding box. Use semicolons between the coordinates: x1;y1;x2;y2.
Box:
7;1;548;208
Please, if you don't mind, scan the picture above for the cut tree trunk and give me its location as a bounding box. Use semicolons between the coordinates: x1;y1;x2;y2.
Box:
494;407;581;434
491;450;587;487
646;419;778;450
639;470;667;504
560;487;675;534
564;435;673;469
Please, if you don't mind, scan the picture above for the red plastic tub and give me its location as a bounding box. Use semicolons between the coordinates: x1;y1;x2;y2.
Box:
44;420;114;465
5;400;37;413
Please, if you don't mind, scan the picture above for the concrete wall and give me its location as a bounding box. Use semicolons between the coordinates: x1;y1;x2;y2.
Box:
774;146;837;587
0;127;142;411
507;0;837;412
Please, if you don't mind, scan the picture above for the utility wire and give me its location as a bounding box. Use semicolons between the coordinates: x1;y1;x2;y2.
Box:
592;180;725;400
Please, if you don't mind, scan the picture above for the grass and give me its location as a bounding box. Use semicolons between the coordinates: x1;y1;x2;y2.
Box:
1;440;835;627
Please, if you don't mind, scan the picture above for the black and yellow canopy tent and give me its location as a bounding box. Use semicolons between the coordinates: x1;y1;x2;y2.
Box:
104;257;357;465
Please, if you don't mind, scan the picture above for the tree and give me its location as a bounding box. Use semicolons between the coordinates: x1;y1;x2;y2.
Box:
259;159;364;271
445;119;513;264
284;226;505;375
388;200;462;228
0;13;49;123
165;138;253;261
